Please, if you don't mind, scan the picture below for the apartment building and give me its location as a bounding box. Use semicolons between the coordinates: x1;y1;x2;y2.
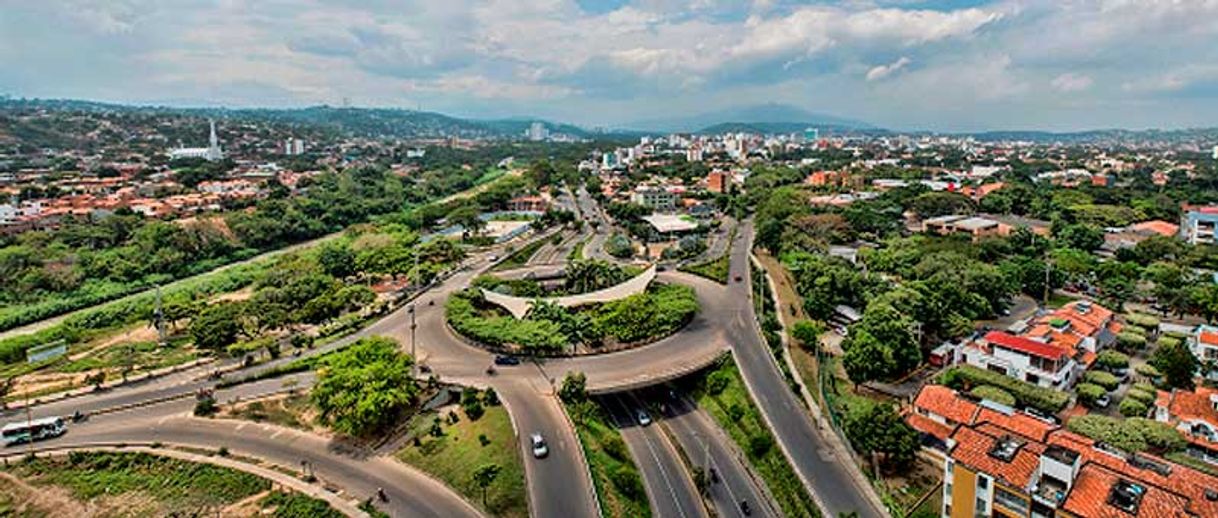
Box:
1180;205;1218;245
915;386;1218;518
631;185;678;211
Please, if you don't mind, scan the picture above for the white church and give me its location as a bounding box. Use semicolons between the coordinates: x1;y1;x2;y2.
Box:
169;120;224;161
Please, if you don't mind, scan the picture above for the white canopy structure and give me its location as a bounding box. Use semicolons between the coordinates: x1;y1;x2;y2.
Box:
481;264;657;319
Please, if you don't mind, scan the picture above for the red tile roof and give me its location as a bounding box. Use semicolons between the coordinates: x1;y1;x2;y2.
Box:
913;385;979;425
984;330;1070;361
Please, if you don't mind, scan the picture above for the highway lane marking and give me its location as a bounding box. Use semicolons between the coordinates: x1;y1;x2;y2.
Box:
613;396;691;518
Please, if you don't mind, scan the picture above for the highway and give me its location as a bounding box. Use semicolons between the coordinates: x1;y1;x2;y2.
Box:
659;387;779;518
603;393;706;518
723;221;887;518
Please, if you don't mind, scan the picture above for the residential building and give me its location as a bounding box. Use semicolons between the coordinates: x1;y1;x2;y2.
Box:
1154;386;1218;466
706;170;727;193
1180;204;1218;245
960;330;1079;390
952;301;1118;389
527;122;548;142
1187;325;1218;381
631;185;678;211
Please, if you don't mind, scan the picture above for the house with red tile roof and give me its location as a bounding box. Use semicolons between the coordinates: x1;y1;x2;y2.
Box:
1154;385;1218;466
1187;324;1218;382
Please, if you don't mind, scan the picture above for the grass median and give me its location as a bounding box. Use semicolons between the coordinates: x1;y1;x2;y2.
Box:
565;398;652;518
694;358;821;518
397;403;527;518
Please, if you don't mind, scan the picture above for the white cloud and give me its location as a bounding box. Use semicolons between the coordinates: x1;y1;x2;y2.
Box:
866;57;911;81
1051;73;1093;92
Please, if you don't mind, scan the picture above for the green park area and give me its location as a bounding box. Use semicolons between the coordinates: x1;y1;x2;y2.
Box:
0;451;340;517
397;392;526;518
447;260;697;354
679;253;730;284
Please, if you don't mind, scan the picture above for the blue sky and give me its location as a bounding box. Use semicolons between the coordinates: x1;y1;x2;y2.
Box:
2;1;1217;131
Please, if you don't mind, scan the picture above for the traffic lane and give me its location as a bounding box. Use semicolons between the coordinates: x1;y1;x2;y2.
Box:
727;223;884;518
603;394;706;518
46;414;482;518
661;390;778;518
497;379;598;518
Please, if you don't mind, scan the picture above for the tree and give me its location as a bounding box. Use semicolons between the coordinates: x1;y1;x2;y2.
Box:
790;320;825;352
1053;224;1104;251
190;302;244;352
841;399;918;470
447;204;485;238
1152;340;1200;390
472;463;502;506
311;337;419;436
318;243;356;279
559;372;587;403
842;329;894;387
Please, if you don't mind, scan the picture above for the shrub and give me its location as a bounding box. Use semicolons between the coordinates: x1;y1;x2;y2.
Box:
1119;398;1149;417
1076;383;1107;408
1157;336;1182;349
1125;388;1156;405
1117;332;1147;351
1067;415;1185;454
194;396;217;417
748;434;774;457
1132;382;1157;394
1124;313;1160;329
603;435;630;462
1121;324;1148;337
463;401;485;421
1096;350;1130;369
609;465;645;500
970;385;1017;406
1083;371;1120;391
939;366;1070;413
1135;364;1162;379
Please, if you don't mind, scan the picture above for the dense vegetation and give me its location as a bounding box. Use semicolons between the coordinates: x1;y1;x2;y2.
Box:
939;365;1071;413
447;261;696;353
560;373;652;518
0;164;524;334
311;336;420;436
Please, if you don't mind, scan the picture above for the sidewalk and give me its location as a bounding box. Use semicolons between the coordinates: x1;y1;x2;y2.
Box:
4;357;218;412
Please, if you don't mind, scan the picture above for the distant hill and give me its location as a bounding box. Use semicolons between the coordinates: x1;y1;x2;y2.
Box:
628;102;875;133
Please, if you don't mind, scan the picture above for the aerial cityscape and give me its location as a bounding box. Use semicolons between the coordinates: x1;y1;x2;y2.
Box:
2;2;1218;518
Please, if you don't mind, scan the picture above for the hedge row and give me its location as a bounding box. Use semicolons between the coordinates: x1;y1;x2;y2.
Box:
1066;415;1185;454
939;365;1071;413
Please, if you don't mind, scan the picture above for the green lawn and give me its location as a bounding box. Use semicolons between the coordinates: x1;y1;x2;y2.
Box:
259;490;344;518
568;236;590;262
397;405;527;518
3;451;270;516
679;254;730;284
695;359;821;518
566;401;652;518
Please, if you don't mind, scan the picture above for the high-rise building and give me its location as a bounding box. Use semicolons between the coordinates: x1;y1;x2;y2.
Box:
283;138;305;156
803;127;819;143
1212;144;1218;160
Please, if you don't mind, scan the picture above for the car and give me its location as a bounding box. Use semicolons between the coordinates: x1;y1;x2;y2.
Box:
734;275;743;283
636;409;651;426
531;433;549;458
1095;394;1111;408
494;355;521;366
1024;407;1059;424
488;254;499;261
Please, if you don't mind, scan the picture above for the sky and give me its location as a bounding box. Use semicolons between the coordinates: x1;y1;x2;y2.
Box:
2;0;1217;132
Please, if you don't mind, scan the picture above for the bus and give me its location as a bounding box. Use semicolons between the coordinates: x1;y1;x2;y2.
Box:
2;416;66;446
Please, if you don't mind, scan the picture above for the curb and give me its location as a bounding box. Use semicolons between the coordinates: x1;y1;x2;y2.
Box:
0;443;368;517
552;394;605;518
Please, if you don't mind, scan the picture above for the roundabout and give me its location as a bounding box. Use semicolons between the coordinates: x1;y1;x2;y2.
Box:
445;262;700;357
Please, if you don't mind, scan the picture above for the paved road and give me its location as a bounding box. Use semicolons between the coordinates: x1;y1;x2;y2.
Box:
659;388;779;518
724;221;886;518
603;393;706;518
499;378;599;518
17;371;481;518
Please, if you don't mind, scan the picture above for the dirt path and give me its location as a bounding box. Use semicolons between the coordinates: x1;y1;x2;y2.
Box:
0;471;91;517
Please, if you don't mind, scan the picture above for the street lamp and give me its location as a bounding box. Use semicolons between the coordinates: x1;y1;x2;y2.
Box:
408;305;418;377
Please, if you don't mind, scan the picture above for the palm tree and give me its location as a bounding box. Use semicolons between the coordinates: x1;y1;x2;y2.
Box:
472;463;502;506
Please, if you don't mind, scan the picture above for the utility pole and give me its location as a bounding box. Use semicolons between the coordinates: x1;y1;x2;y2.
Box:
409;305;417;377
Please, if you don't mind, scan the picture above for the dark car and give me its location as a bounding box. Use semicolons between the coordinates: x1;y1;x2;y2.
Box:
494;355;521;366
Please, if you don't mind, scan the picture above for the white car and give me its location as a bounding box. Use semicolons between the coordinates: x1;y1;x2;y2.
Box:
636;409;652;426
531;433;549;458
1095;394;1111;409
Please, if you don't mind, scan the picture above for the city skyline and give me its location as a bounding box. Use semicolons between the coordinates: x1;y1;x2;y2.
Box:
3;1;1218;133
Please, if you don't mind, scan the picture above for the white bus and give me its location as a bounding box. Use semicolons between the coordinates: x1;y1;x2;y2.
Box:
2;416;66;446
